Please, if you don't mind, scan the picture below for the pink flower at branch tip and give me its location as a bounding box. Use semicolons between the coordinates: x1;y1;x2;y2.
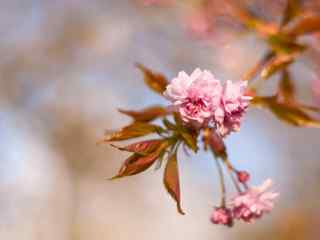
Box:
164;68;222;125
215;80;252;136
229;179;279;223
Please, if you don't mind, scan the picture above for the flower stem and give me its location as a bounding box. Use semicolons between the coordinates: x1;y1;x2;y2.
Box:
213;156;226;207
222;156;242;194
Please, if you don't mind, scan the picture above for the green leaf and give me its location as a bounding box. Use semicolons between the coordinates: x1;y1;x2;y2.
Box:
163;151;185;215
102;122;164;142
136;63;168;95
278;69;295;102
119;105;167;122
111;141;169;179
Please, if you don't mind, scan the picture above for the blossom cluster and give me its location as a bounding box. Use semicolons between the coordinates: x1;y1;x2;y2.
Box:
211;178;279;227
164;69;252;136
104;64;284;229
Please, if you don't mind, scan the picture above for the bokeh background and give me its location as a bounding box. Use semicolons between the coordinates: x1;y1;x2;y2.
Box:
0;0;319;239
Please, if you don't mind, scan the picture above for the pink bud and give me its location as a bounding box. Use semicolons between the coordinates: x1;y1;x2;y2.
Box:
237;171;250;183
210;207;233;227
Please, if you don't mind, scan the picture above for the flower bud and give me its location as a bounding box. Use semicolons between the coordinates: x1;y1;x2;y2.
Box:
237;170;250;183
210;207;233;227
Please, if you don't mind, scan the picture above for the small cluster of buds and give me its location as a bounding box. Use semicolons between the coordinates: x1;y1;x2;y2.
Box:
210;173;278;227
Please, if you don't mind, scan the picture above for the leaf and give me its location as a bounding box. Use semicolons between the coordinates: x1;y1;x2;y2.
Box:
173;112;183;127
180;130;198;153
286;16;320;37
281;0;301;26
278;69;295;102
269;103;320;127
242;51;275;81
162;118;177;130
251;96;275;107
261;54;295;79
102;122;164;142
136;63;168;95
111;139;163;153
253;96;320;127
119;105;167;122
154;150;167;171
111;141;170;179
267;34;305;54
228;2;277;36
171;113;198;152
203;128;226;159
299;104;320;113
163;151;184;215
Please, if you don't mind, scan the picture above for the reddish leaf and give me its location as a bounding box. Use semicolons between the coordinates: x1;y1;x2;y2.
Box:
227;2;278;36
278;69;295;102
163;151;184;215
102;122;164;142
267;34;305;54
111;139;163;153
281;0;301;26
119;106;167;122
111;141;170;179
299;104;320;113
269;103;320;127
203;128;226;159
136;63;168;95
286;16;320;37
261;54;295;79
253;96;320;127
242;51;275;81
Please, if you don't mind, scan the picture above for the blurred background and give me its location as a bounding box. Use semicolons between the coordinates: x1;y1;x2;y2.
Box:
0;0;319;239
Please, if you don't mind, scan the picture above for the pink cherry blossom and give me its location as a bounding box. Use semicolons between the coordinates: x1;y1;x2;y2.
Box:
210;207;233;227
229;179;279;223
164;69;222;124
215;80;252;136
